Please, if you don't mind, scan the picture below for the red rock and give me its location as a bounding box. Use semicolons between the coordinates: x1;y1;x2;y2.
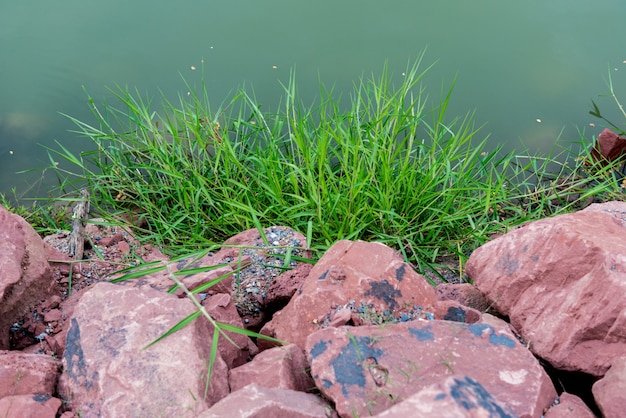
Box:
203;293;258;369
582;200;626;225
229;344;314;392
260;240;438;350
174;265;235;297
44;243;73;275
435;283;491;312
116;240;130;255
466;206;626;376
43;308;62;322
590;128;626;162
306;315;556;418
265;263;313;311
371;375;516;418
0;206;55;349
57;282;229;416
199;383;335;418
592;356;626;418
543;392;595;418
0;351;60;398
0;394;62;418
431;300;481;323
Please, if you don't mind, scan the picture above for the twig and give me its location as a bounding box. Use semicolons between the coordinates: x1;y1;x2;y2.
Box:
68;189;90;260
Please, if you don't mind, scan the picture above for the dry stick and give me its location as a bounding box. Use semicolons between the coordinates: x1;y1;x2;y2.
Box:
68;189;90;261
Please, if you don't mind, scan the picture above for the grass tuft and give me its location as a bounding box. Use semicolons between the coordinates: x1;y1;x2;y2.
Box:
35;56;626;270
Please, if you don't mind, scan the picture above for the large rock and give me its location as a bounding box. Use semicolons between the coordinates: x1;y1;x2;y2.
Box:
0;206;55;349
306;315;556;418
0;351;60;398
57;282;229;417
465;205;626;376
229;344;314;392
260;240;439;350
592;356;626;418
199;384;335;418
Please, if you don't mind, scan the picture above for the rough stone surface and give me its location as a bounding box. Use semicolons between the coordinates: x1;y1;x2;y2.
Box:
57;282;229;417
260;240;439;350
592;356;626;418
430;300;481;324
203;293;258;369
0;394;62;418
466;207;626;376
199;383;335;418
0;351;60;398
371;375;516;418
435;283;491;312
229;344;314;392
306;315;556;418
172;257;235;296
265;263;313;312
543;392;595;418
0;205;55;349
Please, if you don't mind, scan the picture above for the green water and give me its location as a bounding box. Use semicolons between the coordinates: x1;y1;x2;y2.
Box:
1;0;625;198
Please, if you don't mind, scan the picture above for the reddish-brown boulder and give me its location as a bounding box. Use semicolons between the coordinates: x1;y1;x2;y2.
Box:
306;315;556;418
0;351;60;398
57;282;229;416
592;356;626;418
229;344;314;392
466;206;626;376
0;206;55;349
199;383;335;418
260;240;439;350
371;375;516;418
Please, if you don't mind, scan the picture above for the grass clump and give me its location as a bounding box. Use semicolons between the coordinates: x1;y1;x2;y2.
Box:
45;54;624;272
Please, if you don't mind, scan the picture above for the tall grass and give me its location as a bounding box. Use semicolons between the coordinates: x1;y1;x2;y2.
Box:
46;56;624;269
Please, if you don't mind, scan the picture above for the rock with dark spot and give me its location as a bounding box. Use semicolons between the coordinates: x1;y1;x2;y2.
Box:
306;315;556;418
371;375;516;418
432;300;481;323
435;283;491;312
466;205;626;377
57;282;229;416
259;240;438;350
